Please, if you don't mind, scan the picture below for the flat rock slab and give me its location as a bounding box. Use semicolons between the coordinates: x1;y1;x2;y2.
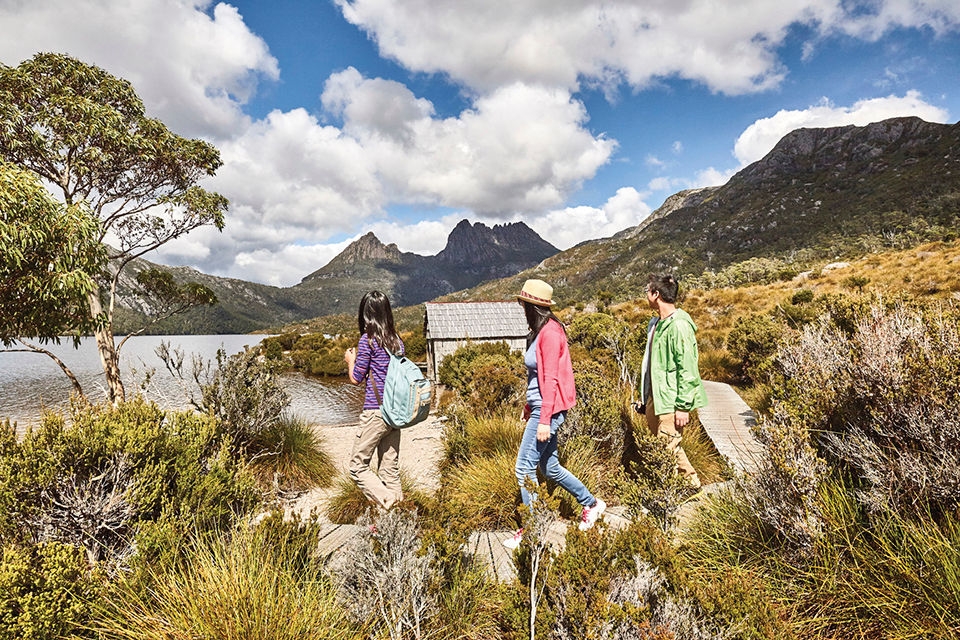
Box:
699;381;764;474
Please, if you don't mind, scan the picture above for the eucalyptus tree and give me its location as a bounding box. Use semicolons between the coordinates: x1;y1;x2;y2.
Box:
0;161;105;398
0;53;228;402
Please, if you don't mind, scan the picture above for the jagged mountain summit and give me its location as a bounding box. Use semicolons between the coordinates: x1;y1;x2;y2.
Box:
113;219;558;334
456;116;960;303
294;220;557;309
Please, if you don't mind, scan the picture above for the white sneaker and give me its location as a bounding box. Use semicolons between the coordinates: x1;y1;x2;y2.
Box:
578;499;606;531
501;528;523;549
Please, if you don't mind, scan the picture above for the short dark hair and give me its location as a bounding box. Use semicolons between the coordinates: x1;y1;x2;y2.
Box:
647;273;679;303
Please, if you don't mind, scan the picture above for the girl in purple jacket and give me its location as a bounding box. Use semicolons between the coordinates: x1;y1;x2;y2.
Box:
343;290;405;511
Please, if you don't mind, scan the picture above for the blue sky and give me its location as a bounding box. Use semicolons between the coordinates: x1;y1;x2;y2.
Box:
1;1;958;286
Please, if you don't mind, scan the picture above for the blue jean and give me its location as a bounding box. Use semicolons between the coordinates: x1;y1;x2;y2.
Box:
514;409;595;508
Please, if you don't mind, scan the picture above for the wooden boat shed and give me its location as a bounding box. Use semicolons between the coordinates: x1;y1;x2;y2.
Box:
423;302;528;380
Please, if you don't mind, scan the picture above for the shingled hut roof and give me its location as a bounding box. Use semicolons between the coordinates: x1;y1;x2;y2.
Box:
424;302;528;340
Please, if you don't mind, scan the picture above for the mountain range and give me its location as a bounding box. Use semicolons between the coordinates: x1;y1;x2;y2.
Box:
452;116;960;303
116;116;960;333
113;220;557;334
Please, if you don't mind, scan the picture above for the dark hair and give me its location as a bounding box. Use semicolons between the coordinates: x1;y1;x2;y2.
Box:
648;273;679;303
358;291;402;352
522;300;565;347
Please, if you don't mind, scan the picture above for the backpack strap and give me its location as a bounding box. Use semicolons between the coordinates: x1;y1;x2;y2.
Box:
367;337;401;408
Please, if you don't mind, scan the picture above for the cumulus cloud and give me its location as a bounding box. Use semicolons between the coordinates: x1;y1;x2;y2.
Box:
527;187;652;249
0;0;278;139
734;91;950;165
320;69;617;214
152;69;616;282
334;0;960;96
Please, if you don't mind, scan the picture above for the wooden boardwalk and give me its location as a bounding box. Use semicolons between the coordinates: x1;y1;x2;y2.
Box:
698;381;763;474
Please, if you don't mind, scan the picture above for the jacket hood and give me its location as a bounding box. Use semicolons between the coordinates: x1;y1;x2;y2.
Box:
659;308;698;332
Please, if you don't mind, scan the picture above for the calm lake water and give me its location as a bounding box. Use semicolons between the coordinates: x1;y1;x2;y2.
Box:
0;335;363;428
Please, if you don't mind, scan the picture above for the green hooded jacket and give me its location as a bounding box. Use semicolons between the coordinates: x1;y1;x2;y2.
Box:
640;308;708;415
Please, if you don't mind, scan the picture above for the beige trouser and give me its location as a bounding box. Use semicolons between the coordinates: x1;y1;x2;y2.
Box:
645;404;701;488
349;409;403;510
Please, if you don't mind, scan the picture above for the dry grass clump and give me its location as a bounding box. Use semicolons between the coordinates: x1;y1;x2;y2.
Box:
248;413;337;495
92;522;359;640
326;471;431;524
442;451;520;529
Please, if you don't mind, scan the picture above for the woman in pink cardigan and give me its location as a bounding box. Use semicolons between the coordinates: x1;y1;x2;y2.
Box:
503;279;606;549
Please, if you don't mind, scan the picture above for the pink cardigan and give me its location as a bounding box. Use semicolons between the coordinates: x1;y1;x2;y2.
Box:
532;318;577;425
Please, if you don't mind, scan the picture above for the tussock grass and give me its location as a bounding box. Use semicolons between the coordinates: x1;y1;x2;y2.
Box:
92;525;360;640
685;480;960;639
442;412;522;472
680;418;726;485
326;470;430;524
443;451;520;529
249;413;337;493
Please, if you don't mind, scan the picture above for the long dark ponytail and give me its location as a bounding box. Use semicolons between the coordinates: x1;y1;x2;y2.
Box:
522;300;565;348
358;291;402;352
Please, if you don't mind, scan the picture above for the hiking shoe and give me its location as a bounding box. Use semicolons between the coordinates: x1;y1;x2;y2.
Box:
501;528;524;550
578;499;606;531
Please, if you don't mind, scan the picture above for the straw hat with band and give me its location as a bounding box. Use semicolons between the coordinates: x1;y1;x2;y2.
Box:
517;279;554;307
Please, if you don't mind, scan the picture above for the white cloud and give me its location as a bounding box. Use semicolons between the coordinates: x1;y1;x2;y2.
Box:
334;0;960;96
321;69;617;215
693;167;735;188
645;155;666;168
528;187;652;249
672;141;684;154
733;91;950;166
152;71;617;282
0;0;279;139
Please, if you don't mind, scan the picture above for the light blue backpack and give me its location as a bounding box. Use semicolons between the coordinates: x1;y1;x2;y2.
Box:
371;348;433;428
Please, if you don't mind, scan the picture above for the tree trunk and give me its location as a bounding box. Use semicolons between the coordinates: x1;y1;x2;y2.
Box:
87;288;125;403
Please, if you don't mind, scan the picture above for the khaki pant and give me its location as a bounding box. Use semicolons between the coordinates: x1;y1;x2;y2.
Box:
349;409;403;510
645;404;701;488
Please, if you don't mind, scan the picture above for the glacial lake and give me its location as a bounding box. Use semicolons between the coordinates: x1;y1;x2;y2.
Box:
0;335;363;429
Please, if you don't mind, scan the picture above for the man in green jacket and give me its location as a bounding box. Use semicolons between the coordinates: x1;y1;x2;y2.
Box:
638;273;708;488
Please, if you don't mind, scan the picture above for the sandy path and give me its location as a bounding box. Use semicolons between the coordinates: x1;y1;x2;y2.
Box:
287;414;446;519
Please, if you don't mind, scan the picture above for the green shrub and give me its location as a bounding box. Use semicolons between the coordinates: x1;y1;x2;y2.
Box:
726;313;787;383
438;342;524;416
0;541;104;640
790;289;814;305
202;348;289;450
0;398;261;573
566;360;629;462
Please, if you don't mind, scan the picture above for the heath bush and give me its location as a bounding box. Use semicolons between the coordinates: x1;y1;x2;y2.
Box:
565;360;628;463
0;541;104;640
438;342;524;416
726;313;788;384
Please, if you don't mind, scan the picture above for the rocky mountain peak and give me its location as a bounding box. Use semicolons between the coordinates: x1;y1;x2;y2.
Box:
739;116;947;184
437;219;557;265
301;232;403;282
